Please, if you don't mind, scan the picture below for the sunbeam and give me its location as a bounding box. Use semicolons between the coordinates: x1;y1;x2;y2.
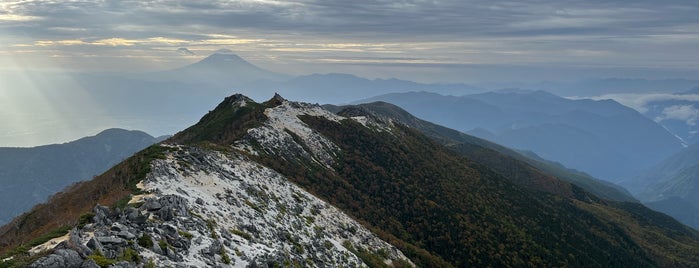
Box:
0;54;109;146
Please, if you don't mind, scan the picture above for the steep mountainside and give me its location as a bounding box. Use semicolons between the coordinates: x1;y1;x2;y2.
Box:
628;143;699;194
2;94;699;267
358;91;684;182
325;101;636;202
0;129;164;225
627;144;699;230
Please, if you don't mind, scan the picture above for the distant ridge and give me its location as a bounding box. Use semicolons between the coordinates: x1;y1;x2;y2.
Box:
0;128;163;225
358;90;685;182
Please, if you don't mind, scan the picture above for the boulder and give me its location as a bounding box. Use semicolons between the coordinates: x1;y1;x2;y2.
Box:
143;199;162;211
110;223;128;232
86;237;104;255
29;249;83;268
95;236;126;247
117;231;136;240
92;205;112;226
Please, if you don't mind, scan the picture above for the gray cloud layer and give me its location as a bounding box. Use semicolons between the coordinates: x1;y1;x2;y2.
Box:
1;0;698;81
4;1;697;37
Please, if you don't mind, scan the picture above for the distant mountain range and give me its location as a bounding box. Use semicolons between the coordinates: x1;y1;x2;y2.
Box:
486;78;699;97
83;51;487;105
357;91;685;182
5;51;699;147
0;129;165;225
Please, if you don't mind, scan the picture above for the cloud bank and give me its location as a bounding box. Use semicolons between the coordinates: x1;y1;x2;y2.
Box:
1;0;698;81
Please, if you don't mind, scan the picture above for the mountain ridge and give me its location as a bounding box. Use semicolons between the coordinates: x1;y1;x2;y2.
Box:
3;94;699;267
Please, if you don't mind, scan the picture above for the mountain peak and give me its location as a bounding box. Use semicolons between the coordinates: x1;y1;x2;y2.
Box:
166;50;289;85
220;93;254;107
199;51;247;64
214;48;236;54
95;128;152;138
264;93;287;107
170;94;267;145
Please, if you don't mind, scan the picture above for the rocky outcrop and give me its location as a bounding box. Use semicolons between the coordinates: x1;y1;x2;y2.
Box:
29;249;83;268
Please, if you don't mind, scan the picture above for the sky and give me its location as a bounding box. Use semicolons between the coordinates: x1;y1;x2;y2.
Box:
2;0;699;147
1;0;698;83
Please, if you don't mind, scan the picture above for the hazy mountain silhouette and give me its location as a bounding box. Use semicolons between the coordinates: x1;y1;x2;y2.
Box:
153;49;289;88
0;129;164;225
626;143;699;229
358;91;685;182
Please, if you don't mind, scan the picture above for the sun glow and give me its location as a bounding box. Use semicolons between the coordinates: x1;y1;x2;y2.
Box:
0;53;109;147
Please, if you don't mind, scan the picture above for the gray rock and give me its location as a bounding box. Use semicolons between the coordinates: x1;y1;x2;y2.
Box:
66;229;92;257
124;207;139;221
169;237;188;249
86;237;104;255
156;195;190;221
102;249;119;259
166;247;178;260
205;240;222;257
55;249;82;266
110;261;135;268
80;259;100;268
163;224;178;237
117;231;136;240
152;242;163;255
54;228;92;258
196;198;205;205
110;223;128;232
144;199;162;211
93;205;112;226
96;236;126;247
29;249;83;268
132;215;148;225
